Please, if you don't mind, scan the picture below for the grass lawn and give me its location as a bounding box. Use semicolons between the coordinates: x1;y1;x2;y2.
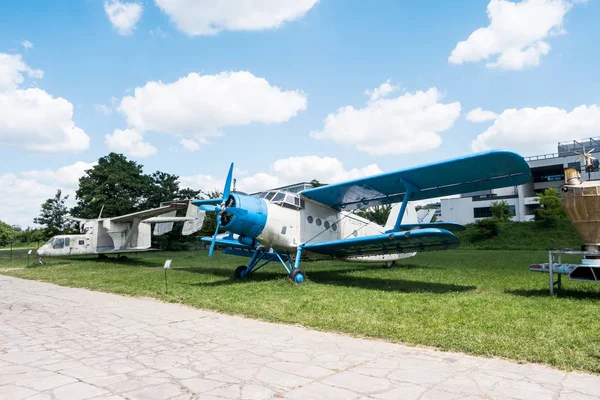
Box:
1;249;600;373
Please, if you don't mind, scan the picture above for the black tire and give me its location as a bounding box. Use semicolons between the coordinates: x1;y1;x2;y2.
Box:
234;265;249;280
289;268;306;284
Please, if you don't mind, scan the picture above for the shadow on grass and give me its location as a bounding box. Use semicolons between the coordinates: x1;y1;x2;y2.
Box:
507;288;600;300
178;266;475;294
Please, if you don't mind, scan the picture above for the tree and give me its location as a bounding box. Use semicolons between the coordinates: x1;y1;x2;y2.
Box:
490;200;513;222
176;187;201;201
72;153;151;218
355;205;393;226
0;221;14;247
310;179;326;188
143;171;181;208
535;188;567;226
34;189;71;237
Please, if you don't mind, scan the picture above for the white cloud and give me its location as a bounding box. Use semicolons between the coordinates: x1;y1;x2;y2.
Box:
154;0;318;36
181;156;381;195
310;85;461;155
0;88;90;153
118;71;307;141
104;0;143;36
149;26;168;38
466;108;498;122
21;161;96;188
20;40;33;50
180;138;201;151
471;104;600;155
105;128;157;157
0;53;43;91
364;79;398;101
0;53;89;153
0;161;95;228
449;0;579;70
95;104;112;115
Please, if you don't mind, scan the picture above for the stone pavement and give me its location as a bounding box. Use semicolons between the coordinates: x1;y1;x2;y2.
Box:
0;276;599;400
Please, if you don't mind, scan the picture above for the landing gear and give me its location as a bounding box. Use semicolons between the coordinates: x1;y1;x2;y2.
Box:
234;265;250;280
289;268;306;284
225;248;307;283
384;261;396;268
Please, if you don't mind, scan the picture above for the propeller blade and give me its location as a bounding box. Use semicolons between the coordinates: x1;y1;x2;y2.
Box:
224;207;248;217
208;218;221;257
199;205;219;212
222;163;234;202
590;149;596;153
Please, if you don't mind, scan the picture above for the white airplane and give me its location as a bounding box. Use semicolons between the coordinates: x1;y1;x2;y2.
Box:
196;151;531;283
37;201;204;259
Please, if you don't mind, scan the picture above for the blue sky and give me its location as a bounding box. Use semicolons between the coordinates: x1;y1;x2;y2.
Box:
1;0;599;227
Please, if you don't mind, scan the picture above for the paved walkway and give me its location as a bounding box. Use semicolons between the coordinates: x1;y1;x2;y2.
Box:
0;276;599;400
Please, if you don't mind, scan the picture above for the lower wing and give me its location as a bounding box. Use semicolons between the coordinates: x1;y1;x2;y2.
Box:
302;228;459;258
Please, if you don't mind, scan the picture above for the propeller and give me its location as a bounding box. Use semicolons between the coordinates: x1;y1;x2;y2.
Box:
203;163;237;257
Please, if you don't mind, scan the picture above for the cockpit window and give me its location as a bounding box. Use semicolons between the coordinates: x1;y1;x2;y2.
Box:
53;238;65;249
265;191;276;201
45;238;55;247
272;193;285;202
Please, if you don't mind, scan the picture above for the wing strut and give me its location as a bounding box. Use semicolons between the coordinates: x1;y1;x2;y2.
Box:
392;178;421;232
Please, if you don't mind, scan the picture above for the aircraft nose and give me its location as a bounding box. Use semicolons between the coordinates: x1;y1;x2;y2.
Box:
36;249;43;256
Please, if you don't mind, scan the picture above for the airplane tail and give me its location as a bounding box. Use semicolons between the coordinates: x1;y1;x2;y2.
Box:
182;202;205;236
384;203;418;231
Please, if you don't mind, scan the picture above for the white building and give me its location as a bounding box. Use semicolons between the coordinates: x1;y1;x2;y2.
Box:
441;137;600;225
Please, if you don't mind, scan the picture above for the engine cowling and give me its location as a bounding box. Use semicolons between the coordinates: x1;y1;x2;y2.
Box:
220;193;268;239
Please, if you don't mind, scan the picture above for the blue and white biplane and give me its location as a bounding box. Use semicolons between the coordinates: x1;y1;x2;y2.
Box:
194;151;531;283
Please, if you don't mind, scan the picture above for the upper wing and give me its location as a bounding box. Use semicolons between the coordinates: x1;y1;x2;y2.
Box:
300;150;530;211
110;203;188;223
302;228;460;258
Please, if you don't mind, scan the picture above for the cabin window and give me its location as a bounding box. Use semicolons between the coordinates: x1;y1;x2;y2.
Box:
265;191;276;201
307;216;313;224
331;223;337;231
64;238;70;247
324;221;330;229
281;226;287;235
78;240;85;245
294;197;300;206
53;238;64;249
45;238;55;247
316;218;322;226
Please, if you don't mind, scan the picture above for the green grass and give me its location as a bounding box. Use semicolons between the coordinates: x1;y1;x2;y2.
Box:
2;249;600;373
458;220;582;250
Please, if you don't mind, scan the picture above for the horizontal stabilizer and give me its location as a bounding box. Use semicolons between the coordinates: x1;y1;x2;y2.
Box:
182;202;205;236
152;211;176;236
303;228;459;258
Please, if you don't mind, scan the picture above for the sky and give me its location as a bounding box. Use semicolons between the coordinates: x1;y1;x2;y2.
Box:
1;0;600;228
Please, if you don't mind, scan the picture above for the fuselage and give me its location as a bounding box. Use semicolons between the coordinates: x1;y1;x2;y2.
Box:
36;235;95;257
221;190;418;262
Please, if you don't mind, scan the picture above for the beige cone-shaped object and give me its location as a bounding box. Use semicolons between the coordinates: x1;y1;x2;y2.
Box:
562;168;600;247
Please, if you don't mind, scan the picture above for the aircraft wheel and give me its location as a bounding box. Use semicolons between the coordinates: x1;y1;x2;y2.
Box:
234;265;250;280
384;261;396;268
289;268;306;284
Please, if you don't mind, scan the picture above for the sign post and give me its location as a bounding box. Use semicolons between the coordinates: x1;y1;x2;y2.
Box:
163;259;172;293
27;249;32;265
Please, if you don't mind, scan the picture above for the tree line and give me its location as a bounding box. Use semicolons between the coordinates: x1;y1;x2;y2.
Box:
1;153;220;250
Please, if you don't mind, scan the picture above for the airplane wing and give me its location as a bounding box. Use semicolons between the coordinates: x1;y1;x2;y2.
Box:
64;215;89;223
110;203;188;223
300;150;530;211
200;234;252;250
302;228;459;258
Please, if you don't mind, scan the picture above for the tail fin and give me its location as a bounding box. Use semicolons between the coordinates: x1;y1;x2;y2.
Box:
182;202;205;236
153;211;176;236
384;202;418;231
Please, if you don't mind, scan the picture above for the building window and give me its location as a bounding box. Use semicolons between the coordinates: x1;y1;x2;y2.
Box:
474;205;515;219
